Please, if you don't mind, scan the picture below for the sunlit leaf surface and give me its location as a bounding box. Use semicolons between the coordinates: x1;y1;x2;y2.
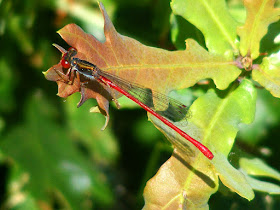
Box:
144;80;257;208
171;0;239;56
253;52;280;98
44;2;241;123
237;0;280;59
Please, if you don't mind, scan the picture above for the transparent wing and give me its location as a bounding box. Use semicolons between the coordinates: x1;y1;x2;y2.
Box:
99;70;191;126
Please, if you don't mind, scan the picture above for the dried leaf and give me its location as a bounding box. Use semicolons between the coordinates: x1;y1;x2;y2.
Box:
44;2;241;125
237;0;280;59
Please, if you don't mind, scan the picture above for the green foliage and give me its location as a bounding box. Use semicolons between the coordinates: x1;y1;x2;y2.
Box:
1;92;113;209
237;0;280;59
0;0;280;209
171;0;239;56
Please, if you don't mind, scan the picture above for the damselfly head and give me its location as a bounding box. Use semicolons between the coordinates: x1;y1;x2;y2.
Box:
60;47;78;69
67;47;77;54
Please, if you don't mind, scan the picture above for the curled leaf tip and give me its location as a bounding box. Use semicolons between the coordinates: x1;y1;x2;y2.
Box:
77;96;86;108
53;43;67;54
101;115;109;131
90;106;110;130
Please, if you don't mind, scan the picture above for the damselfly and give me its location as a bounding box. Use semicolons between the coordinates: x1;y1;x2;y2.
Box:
55;46;214;160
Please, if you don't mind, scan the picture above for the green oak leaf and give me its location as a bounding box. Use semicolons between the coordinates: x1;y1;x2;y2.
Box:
240;157;280;181
171;0;239;57
237;0;280;59
240;169;280;195
253;51;280;98
193;79;256;200
238;88;280;144
144;80;257;208
170;14;206;50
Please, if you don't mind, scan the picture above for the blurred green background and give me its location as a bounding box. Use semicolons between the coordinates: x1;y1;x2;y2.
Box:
0;0;280;209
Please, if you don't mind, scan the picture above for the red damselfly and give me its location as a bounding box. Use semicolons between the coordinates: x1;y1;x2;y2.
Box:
55;45;214;160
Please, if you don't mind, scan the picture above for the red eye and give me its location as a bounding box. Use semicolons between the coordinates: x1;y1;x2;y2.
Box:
61;56;71;69
68;47;77;51
60;47;77;68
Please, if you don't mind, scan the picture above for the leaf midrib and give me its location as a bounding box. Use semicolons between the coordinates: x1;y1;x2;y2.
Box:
201;0;236;48
247;0;268;52
102;62;235;71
